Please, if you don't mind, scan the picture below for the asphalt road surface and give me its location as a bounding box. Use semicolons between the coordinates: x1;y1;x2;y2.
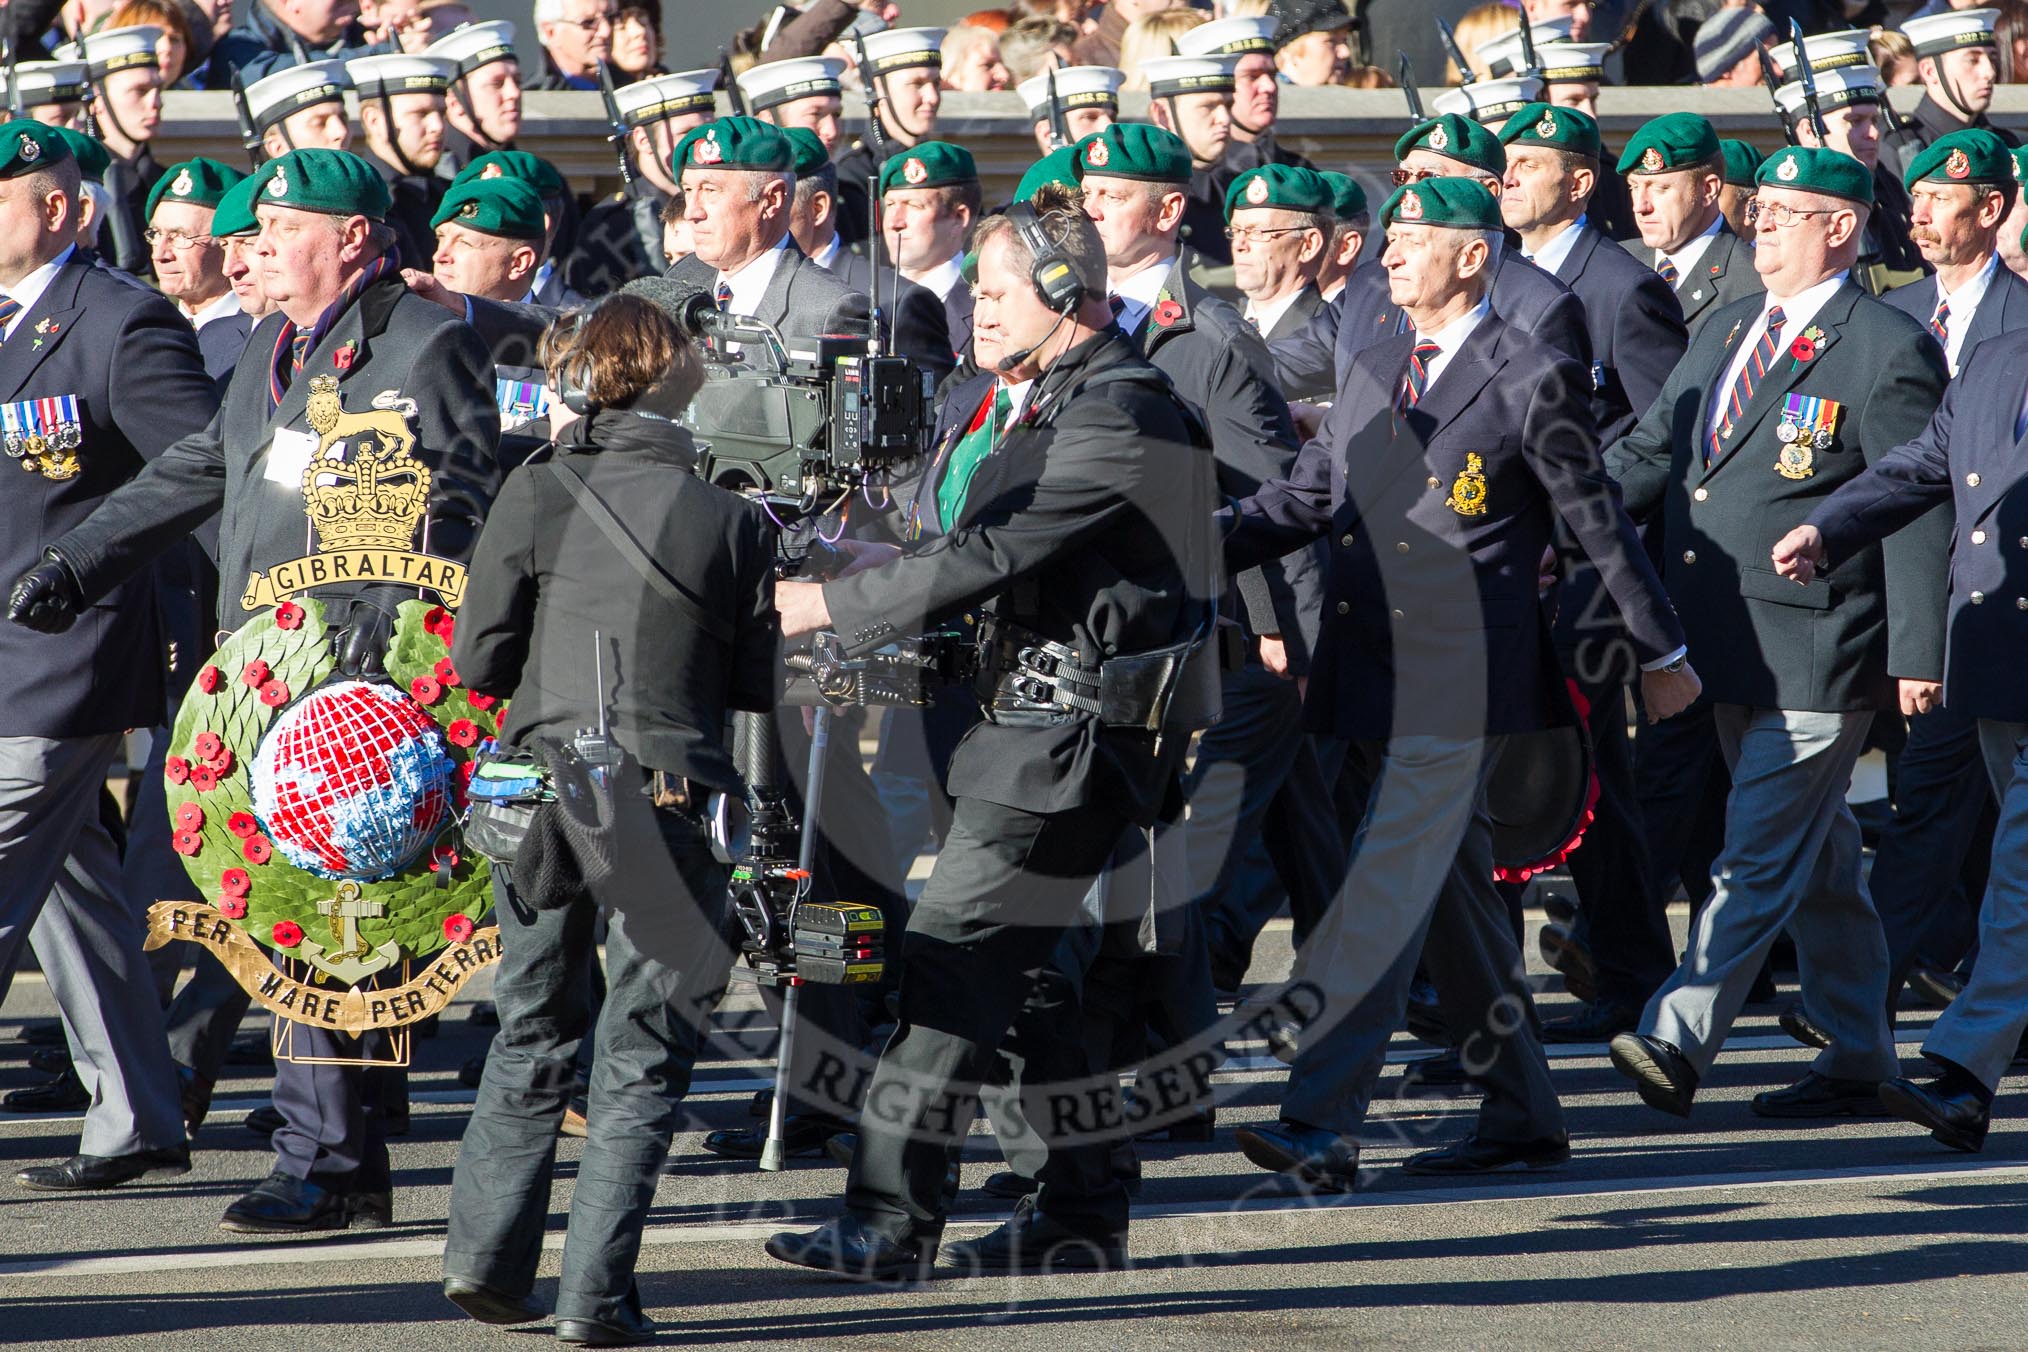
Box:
3;898;2024;1351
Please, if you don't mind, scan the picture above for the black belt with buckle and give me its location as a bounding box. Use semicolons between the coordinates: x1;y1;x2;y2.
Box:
978;619;1103;723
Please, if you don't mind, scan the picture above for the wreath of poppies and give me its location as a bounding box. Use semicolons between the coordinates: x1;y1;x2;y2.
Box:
164;598;502;965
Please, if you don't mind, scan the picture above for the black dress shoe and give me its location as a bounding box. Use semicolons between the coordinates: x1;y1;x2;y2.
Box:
225;1030;273;1069
178;1065;216;1134
458;1054;487;1089
1401;1048;1484;1094
1609;1033;1698;1117
702;1113;846;1160
19;1021;63;1047
747;1088;773;1120
942;1197;1127;1274
1879;1075;1991;1152
1746;962;1780;1005
1907;968;1967;1010
556;1307;656;1347
245;1104;284;1137
1403;1134;1571;1175
981;1169;1038;1201
219;1170;348;1234
1540;1000;1640;1044
1404;979;1451;1047
467;1000;502;1028
15;1146;190;1191
348;1189;393;1228
1752;1071;1889;1119
763;1215;937;1282
1537;890;1578;926
27;1047;72;1075
443;1275;548;1325
1537;922;1598;1004
1778;1003;1833;1051
1234;1120;1362;1193
3;1067;89;1112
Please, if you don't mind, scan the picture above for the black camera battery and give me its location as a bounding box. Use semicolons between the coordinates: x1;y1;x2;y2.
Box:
790;901;887;984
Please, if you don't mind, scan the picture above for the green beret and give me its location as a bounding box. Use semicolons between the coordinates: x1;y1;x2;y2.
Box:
1618;112;1720;174
145;156;246;220
781;126;831;178
1718;138;1764;188
1225;162;1335;218
1074;123;1190;185
1380;175;1503;231
0;120;72;179
1756;144;1873;205
674;115;793;172
1014;143;1085;201
256;148;392;221
1394;113;1505;177
211;175;262;237
1903;127;2016;191
1319;170;1367;221
430;176;547;240
1497;102;1601;162
880;141;978;196
451;149;567;201
46;127;109;183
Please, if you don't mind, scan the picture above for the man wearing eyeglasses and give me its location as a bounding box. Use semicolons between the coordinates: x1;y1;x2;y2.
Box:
528;0;613;92
148;157;255;385
1227;162;1331;343
1603;146;1951;1126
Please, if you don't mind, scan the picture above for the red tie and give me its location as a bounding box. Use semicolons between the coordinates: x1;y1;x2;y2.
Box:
1930;300;1950;344
1399;340;1442;412
1710;305;1786;463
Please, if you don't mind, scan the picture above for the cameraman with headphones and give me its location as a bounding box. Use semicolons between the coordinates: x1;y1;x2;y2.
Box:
764;183;1222;1280
441;293;778;1345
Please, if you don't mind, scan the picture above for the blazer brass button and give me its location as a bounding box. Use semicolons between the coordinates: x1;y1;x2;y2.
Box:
1682;550;1697;564
1693;488;1708;502
1340;533;1355;546
1973;530;1987;545
2018;597;2028;611
1967;472;1982;486
1970;591;1986;604
1428;476;1441;489
1395;541;1409;554
1336;601;1349;615
1391;608;1405;620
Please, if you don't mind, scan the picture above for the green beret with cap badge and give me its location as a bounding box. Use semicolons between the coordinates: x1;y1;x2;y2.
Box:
1379;175;1504;231
145;156;246;220
1014;143;1087;201
1497;101;1601;162
1718;138;1764;188
429;175;547;240
1756;144;1873;205
1319;170;1367;221
210;174;263;238
255;148;392;221
673;115;793;173
0;120;73;178
1225;162;1335;218
1903;127;2016;192
1074;122;1191;185
1394;113;1506;177
879;141;979;196
452;149;568;201
46;126;109;183
1618;111;1721;174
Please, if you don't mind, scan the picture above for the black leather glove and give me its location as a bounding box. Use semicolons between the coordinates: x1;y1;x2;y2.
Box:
331;592;400;680
8;551;84;634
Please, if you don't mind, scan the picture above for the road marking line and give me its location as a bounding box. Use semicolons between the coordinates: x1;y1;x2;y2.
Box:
6;1157;2023;1280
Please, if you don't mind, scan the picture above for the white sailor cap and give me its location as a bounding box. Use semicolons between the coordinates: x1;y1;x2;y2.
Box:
613;68;719;128
1775;63;1885;115
345;53;455;98
1901;8;1999;57
1769;27;1873;76
54;26;161;79
1470;19;1574;78
1175;16;1278;58
1432;75;1545;123
425;21;518;78
1528;41;1609;83
1139;53;1240;98
736;56;844;112
857;26;946;74
1016;64;1124;117
243;60;352;132
10;59;92;107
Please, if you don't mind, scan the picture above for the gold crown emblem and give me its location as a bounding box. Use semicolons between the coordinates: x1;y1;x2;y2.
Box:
1640;146;1664;172
299;375;432;553
1946;147;1971;179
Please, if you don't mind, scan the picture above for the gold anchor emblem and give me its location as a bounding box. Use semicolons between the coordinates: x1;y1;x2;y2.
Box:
298;880;400;983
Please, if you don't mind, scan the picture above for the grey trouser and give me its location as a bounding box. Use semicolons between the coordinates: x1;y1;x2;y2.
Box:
0;733;184;1157
1921;719;2028;1090
1642;705;1898;1082
1282;735;1564;1146
445;807;731;1325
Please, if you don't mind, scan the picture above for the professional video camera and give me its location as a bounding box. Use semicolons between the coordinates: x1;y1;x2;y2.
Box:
666;290;934;511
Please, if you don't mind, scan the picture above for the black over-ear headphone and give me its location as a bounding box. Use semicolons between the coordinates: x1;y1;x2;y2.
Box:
555;312;600;415
1006;201;1088;315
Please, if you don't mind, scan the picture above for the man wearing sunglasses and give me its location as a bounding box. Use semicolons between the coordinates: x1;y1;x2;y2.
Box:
1604;146;1951;1126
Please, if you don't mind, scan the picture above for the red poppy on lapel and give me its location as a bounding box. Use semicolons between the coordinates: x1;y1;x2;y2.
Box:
333;341;357;371
1153;299;1183;328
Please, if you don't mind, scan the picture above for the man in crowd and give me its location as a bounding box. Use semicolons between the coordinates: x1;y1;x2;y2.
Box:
1181;15;1315;220
1138;53;1237;269
58;25;163;276
1605;146;1950;1123
210;0;386;85
346;52;454;265
241;61;355;159
1015;64;1122;157
1624;111;1762;342
14;59;93;130
1881;8;2020;186
1314;171;1368;304
878;141;977;356
527;0;613;92
1227;161;1332;342
831;26;945;245
739;55;846;154
148;156;253;382
427;19;522;173
567;68;717;300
